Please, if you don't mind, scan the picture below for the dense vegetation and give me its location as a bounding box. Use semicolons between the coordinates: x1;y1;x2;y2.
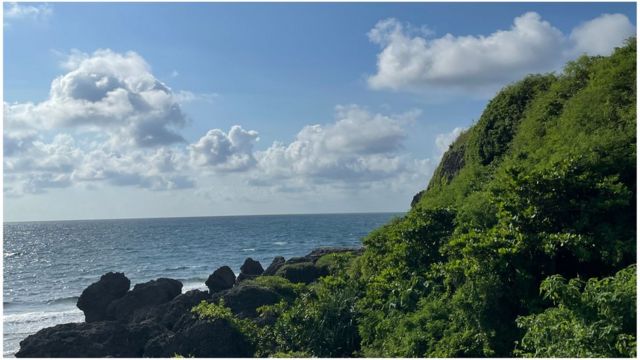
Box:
194;39;637;357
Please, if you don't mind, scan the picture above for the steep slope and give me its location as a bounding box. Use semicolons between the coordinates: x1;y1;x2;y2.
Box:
355;39;636;357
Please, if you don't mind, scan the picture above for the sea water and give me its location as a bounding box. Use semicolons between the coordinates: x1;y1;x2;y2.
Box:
3;212;400;357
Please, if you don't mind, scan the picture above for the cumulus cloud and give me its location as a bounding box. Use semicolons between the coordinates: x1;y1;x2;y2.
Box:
368;12;635;93
190;125;259;172
4;49;187;148
72;146;194;191
435;127;466;156
570;13;636;56
4;47;433;198
253;105;425;186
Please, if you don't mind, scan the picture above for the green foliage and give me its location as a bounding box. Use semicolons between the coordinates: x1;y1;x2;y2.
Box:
356;39;636;357
316;252;356;273
189;40;637;358
243;276;305;301
191;299;260;354
264;275;362;357
515;265;636;357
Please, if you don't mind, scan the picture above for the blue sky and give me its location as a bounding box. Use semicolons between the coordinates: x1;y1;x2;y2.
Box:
3;2;636;221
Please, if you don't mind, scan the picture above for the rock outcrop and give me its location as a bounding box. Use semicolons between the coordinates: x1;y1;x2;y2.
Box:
205;266;236;293
236;257;264;282
76;272;130;322
219;283;281;318
144;317;253;357
16;320;166;357
17;247;363;358
106;278;183;322
263;256;286;276
276;261;329;284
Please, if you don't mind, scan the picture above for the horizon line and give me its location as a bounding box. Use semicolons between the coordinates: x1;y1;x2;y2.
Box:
3;210;407;225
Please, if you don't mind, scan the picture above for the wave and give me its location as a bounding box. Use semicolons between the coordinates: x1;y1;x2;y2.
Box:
162;265;190;272
273;241;287;246
4;252;20;258
242;248;255;252
46;296;78;306
4;308;84;326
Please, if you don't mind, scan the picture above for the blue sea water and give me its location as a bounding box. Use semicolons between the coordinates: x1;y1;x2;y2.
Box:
3;212;400;357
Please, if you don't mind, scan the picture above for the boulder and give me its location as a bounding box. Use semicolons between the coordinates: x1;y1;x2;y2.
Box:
276;262;329;284
130;289;209;330
106;278;182;322
303;247;363;263
76;272;130;322
263;256;286;276
205;266;236;293
219;283;281;318
144;318;253;357
236;258;264;282
16;320;166;358
282;248;362;267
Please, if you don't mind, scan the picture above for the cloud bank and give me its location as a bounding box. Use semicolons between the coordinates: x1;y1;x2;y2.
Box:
368;12;635;93
4;50;433;197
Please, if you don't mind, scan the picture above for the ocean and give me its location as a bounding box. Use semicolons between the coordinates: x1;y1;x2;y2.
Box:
2;212;400;357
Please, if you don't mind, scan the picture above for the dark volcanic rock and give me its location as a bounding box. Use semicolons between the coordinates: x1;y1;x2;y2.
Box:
205;266;236;293
263;256;286;276
16;320;166;358
282;247;362;267
276;262;329;284
131;289;209;330
144;318;253;357
411;190;425;207
236;257;264;282
219;284;280;318
304;247;363;263
77;272;130;322
106;278;182;322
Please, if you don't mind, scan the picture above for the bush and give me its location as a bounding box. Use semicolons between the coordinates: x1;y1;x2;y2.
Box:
515;265;636;357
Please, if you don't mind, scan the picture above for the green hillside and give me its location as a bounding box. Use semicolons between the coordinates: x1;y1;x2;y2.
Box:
193;39;637;357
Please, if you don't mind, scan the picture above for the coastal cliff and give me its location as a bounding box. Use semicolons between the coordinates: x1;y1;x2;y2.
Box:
17;39;636;358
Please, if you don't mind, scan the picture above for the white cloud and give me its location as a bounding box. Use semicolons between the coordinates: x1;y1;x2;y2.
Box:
174;90;219;104
4;2;52;21
4;49;188;148
570;13;636;56
253;105;425;186
435;127;465;156
368;12;635;93
71;146;194;191
4;48;433;199
190;125;259;172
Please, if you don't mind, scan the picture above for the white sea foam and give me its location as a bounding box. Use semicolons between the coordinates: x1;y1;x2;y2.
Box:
274;241;287;246
181;280;207;292
3;308;84;357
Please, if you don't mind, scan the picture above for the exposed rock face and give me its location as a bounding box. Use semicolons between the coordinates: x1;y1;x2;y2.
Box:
276;262;329;284
16;320;166;358
144;318;253;357
76;272;130;322
411;190;425;207
18;248;365;357
303;247;363;263
263;256;286;276
236;257;264;282
205;266;236;293
130;289;209;331
220;284;281;318
106;278;183;322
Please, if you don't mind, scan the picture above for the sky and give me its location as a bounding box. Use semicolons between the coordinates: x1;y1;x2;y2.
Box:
3;2;637;222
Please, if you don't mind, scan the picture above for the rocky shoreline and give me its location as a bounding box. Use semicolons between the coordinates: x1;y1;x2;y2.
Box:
15;247;362;358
